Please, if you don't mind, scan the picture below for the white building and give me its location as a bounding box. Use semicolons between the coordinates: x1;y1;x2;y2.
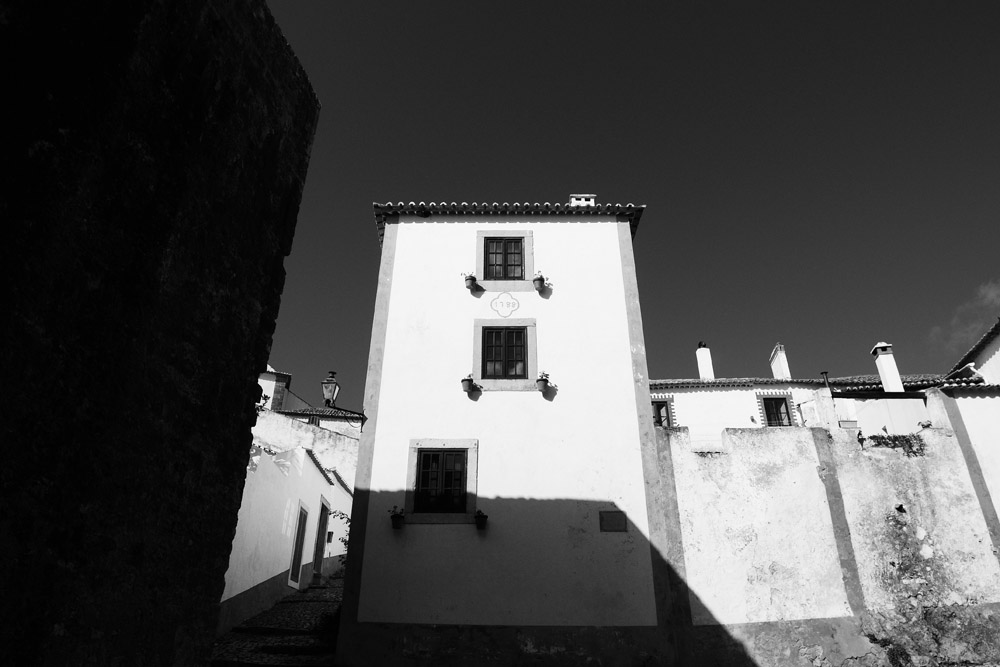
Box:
335;195;1000;665
337;197;662;663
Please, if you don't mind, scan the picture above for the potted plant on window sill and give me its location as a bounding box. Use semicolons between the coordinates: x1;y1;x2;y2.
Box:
536;371;552;393
461;374;480;393
532;271;546;292
389;505;405;529
463;272;477;290
474;509;488;530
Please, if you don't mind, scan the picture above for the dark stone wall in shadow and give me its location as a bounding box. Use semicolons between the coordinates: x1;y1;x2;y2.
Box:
337;492;758;666
1;2;318;664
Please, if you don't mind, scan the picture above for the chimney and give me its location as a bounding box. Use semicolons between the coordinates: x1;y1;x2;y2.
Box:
568;193;596;207
871;342;904;392
769;343;791;379
696;341;715;380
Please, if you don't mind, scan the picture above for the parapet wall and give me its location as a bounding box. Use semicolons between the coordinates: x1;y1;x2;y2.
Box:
662;423;1000;666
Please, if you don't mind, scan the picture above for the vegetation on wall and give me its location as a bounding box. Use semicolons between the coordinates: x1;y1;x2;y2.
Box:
860;432;926;457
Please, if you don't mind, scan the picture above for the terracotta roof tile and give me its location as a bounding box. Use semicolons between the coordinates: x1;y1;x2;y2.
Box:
649;374;983;392
373;200;646;245
278;406;366;421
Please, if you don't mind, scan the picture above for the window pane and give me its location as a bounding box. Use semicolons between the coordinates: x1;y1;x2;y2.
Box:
415;449;468;513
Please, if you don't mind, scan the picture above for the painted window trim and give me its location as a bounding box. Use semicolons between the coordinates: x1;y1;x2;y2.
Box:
404;439;479;524
475;230;535;292
652;397;676;427
755;391;797;427
472;318;538;391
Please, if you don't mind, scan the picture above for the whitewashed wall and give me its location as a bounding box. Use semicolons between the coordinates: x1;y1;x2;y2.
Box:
955;393;1000;523
358;217;656;625
973;335;1000;383
670;427;852;624
652;385;818;449
222;448;341;601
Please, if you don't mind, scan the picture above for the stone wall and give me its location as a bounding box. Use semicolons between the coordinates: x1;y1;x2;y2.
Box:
2;1;319;664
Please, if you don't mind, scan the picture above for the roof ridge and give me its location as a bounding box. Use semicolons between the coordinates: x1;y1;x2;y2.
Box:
950;315;1000;373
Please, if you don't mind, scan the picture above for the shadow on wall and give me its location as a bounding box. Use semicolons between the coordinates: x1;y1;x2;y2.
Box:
337;491;759;666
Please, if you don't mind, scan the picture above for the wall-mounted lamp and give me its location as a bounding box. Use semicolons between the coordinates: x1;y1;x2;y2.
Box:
321;370;340;407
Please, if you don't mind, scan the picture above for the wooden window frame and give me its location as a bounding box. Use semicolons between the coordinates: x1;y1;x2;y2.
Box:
472;319;538;391
287;502;309;586
756;392;795;427
475;230;535;292
652;398;675;427
405;439;479;524
482;326;528;380
485;237;524;280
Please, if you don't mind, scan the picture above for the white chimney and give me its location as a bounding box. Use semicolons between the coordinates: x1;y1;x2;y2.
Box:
871;341;904;392
696;341;715;380
769;343;791;379
569;193;596;207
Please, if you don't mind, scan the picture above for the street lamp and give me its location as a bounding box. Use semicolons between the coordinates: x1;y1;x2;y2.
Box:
321;371;340;407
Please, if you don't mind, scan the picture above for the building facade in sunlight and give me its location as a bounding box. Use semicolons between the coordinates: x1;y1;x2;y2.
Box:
338;196;669;661
337;197;1000;666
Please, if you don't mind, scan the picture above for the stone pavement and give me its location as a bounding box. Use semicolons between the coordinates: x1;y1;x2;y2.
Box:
211;577;343;666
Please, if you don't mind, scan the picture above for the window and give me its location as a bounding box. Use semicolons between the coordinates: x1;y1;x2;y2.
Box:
652;400;673;427
472;319;537;391
475;230;534;291
288;505;308;584
762;397;792;426
405;439;479;523
485;237;523;280
482;327;527;379
414;449;467;513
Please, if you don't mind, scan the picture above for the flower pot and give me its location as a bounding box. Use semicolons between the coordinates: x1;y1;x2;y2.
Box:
390;514;404;529
461;378;475;393
475;515;488;530
532;276;545;292
536;379;549;393
465;276;477;290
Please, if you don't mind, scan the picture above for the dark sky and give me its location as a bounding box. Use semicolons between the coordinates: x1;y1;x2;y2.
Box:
265;0;1000;410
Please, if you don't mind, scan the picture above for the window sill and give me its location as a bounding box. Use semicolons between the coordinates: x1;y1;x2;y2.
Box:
478;279;535;292
405;513;475;525
475;378;537;392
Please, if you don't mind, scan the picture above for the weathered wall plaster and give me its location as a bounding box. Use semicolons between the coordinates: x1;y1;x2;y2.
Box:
670;426;852;624
831;427;1000;611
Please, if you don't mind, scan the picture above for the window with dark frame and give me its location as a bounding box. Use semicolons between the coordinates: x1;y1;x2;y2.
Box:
485;237;524;280
289;506;308;583
652;401;672;427
482;327;527;379
414;449;467;513
762;397;792;426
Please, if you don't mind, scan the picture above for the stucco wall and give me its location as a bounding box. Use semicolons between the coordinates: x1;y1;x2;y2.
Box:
653;386;817;448
830;427;1000;610
973;335;1000;383
357;217;656;626
854;397;929;436
255;410;359;485
953;392;1000;532
222;448;341;602
669;426;852;624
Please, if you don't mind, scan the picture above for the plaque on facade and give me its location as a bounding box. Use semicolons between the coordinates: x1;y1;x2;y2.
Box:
490;292;520;318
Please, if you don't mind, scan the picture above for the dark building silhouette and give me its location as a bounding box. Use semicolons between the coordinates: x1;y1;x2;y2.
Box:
2;1;318;664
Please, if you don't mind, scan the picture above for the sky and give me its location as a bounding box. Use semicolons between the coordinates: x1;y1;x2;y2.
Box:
264;1;1000;411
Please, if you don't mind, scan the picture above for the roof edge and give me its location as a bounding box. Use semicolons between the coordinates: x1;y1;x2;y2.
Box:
373;200;647;246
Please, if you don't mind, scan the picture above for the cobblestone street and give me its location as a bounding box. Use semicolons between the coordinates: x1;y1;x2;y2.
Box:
212;577;343;666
